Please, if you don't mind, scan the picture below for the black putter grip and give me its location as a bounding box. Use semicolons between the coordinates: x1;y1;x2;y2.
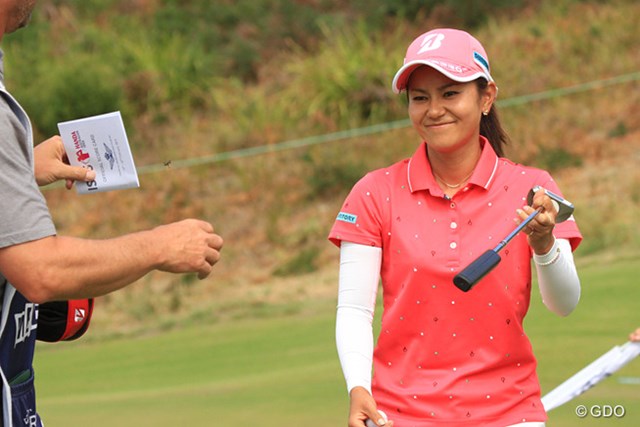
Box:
453;250;502;292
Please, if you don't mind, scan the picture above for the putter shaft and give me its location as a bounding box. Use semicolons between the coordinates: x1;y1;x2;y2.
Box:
493;207;542;253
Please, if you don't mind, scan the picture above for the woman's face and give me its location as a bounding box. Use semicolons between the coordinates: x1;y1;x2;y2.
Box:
407;66;495;154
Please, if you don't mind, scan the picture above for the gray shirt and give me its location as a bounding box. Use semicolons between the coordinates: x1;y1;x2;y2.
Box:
0;49;56;427
0;49;56;269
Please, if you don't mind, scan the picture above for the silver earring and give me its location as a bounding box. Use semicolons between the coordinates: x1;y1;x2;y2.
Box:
482;110;489;116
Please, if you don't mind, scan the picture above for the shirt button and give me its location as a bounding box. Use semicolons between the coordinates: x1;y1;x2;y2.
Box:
450;222;457;229
450;202;456;209
450;242;457;249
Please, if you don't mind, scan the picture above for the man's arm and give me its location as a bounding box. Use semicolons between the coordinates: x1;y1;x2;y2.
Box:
0;219;223;303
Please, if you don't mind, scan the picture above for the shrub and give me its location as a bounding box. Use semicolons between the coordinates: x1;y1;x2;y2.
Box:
381;0;527;28
19;55;124;138
273;246;320;277
535;147;583;172
302;148;368;200
608;122;628;138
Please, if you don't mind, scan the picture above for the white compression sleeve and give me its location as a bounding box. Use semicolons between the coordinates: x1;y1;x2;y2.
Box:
335;242;382;394
534;238;581;316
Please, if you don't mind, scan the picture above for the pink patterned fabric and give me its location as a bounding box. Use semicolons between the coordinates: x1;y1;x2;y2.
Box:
329;138;581;426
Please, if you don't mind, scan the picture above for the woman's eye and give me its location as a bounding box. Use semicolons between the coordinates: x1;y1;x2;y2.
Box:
443;90;459;97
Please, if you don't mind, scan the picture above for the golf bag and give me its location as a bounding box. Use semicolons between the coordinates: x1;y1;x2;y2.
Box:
36;299;94;342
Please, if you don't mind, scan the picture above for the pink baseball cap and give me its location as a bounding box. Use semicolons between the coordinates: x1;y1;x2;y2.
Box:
392;28;494;93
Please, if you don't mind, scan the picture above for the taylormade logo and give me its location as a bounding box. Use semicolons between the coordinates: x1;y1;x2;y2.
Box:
418;33;445;54
74;308;86;323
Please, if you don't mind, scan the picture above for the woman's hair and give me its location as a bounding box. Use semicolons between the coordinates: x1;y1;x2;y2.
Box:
476;78;510;158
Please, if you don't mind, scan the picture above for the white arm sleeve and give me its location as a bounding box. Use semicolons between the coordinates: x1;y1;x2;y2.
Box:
335;242;382;394
534;238;581;316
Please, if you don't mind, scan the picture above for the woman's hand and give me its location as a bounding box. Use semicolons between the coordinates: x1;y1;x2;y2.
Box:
348;386;393;427
516;187;557;255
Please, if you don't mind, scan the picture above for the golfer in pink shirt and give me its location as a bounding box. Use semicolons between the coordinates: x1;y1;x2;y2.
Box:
329;28;582;427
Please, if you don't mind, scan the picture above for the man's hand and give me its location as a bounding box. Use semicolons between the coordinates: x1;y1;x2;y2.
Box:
152;219;224;279
34;136;96;189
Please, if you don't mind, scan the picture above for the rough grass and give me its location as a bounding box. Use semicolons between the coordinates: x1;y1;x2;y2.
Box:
1;0;633;352
33;256;640;426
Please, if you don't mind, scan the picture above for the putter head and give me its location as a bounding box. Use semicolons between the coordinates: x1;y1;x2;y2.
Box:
527;186;574;223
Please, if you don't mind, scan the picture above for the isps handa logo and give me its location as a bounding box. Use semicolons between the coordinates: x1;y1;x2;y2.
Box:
71;130;99;191
72;130;90;162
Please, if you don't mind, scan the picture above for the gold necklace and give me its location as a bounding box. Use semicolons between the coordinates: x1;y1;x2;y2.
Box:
433;171;473;189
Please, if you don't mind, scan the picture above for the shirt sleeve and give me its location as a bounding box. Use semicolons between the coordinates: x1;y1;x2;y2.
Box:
328;173;384;248
0;93;55;249
335;242;382;393
534;238;581;316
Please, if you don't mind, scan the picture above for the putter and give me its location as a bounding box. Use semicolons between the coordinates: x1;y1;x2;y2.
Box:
452;186;574;292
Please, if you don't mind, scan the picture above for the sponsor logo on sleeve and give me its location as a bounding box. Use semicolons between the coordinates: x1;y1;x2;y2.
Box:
336;212;357;224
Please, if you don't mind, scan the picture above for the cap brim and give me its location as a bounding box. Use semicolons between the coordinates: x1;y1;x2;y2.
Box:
392;60;492;94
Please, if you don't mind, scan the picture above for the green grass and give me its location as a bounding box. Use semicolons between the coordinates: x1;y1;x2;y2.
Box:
528;255;640;426
34;256;639;426
34;299;348;426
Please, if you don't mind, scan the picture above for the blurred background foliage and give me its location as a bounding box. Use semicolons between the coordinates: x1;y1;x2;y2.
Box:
8;0;550;140
3;0;639;332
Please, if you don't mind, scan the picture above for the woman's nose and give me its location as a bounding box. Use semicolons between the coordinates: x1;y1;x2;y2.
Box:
426;99;445;118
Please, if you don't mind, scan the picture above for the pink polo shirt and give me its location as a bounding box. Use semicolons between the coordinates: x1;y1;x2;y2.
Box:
329;138;581;426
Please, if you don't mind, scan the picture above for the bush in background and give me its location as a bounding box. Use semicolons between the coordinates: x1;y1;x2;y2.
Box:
2;0;638;328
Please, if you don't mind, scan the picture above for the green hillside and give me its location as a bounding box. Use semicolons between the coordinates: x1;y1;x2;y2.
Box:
2;0;636;425
3;0;637;333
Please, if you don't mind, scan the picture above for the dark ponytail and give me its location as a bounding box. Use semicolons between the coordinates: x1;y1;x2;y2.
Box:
476;79;510;158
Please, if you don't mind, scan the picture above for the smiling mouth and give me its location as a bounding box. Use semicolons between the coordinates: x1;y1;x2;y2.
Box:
427;122;454;128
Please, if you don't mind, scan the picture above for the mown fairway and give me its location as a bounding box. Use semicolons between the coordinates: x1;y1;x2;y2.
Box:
34;256;640;426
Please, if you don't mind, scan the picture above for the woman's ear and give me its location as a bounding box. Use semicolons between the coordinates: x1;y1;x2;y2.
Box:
483;81;498;111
